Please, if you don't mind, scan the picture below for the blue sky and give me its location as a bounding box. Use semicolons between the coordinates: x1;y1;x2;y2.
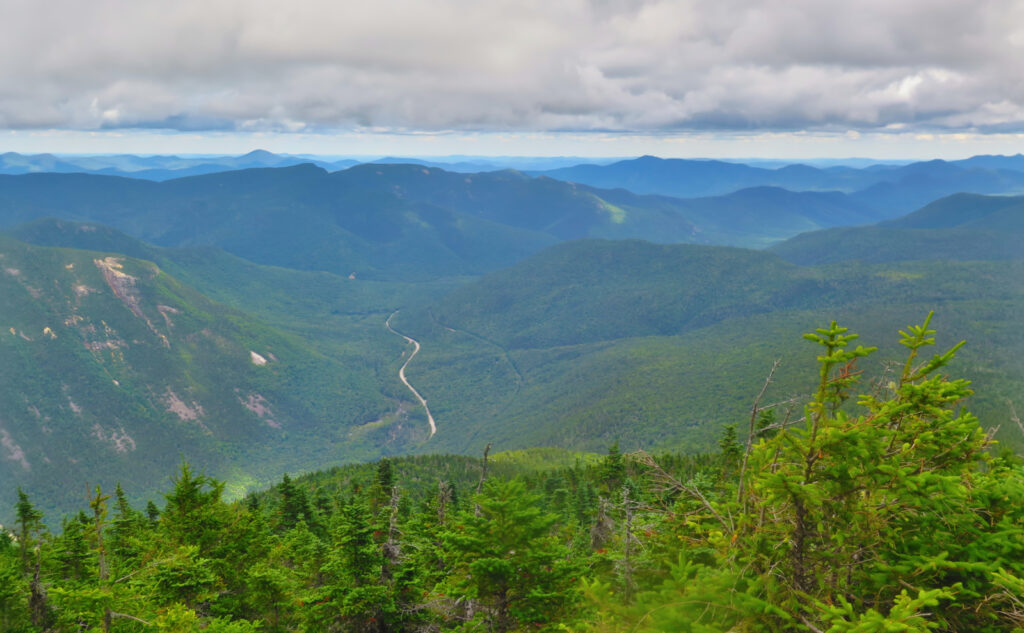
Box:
3;0;1024;159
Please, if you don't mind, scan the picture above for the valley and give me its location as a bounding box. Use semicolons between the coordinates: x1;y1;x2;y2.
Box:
385;310;437;438
1;155;1022;524
6;4;1024;629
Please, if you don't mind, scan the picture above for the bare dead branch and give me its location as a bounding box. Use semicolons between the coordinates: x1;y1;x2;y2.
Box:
109;612;153;626
474;443;491;517
798;615;826;633
633;451;733;533
1009;401;1024;442
738;360;781;505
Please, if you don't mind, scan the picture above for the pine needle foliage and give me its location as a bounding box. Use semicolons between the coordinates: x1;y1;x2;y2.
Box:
588;313;1024;632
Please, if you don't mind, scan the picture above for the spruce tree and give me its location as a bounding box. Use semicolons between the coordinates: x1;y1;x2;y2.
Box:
15;487;43;573
446;478;580;632
312;500;393;632
277;473;315;533
588;315;1024;632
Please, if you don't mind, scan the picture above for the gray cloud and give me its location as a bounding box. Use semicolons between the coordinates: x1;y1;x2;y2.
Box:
1;0;1023;134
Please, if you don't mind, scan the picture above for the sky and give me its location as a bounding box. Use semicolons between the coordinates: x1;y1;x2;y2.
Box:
2;0;1024;159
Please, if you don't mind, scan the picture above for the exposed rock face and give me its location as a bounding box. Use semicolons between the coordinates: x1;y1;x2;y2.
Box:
163;388;206;422
238;391;280;428
94;257;170;347
0;427;30;471
94;257;144;317
91;423;137;453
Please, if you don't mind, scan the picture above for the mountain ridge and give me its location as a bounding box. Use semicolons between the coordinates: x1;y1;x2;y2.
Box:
770;192;1024;265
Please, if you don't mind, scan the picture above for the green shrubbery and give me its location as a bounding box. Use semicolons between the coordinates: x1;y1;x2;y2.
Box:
3;315;1022;631
588;314;1024;632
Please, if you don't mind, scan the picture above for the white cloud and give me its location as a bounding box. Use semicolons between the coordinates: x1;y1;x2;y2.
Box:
0;0;1022;135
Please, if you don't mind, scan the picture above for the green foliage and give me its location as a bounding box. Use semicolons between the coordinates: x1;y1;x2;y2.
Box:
312;500;394;632
595;315;1024;632
447;478;582;631
275;474;316;533
53;514;91;581
161;462;230;554
15;488;43;572
716;425;741;478
0;541;29;631
599;442;626;494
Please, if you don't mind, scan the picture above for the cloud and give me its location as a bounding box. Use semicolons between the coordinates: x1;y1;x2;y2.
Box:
1;0;1022;135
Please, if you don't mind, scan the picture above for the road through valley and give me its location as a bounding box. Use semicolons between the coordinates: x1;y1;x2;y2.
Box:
385;311;437;438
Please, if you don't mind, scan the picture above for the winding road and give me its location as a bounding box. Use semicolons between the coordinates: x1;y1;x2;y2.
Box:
386;311;437;438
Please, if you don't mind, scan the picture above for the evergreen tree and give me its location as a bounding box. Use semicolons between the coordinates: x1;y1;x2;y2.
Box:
599;441;625;494
15;487;44;573
146;500;161;524
277;473;315;533
446;478;580;632
149;545;220;611
55;514;91;581
369;458;395;516
588;315;1024;632
161;461;230;556
716;424;742;478
312;500;393;632
108;482;145;574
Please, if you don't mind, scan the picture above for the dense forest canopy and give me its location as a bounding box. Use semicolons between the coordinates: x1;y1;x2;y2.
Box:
3;315;1022;632
3;164;1023;523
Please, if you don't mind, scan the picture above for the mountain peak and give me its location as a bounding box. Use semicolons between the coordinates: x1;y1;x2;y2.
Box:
241;149;278;159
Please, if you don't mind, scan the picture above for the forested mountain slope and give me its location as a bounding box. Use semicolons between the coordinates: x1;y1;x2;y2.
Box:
0;165;693;279
0;234;413;520
6;211;1023;523
391;240;1024;455
0;163;943;282
771;192;1024;265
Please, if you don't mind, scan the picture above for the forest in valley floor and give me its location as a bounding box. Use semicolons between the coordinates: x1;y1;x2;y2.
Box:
4;315;1024;632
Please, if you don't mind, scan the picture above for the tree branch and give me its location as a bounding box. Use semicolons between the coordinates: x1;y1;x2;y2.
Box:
634;451;733;533
109;612;153;626
738;360;781;505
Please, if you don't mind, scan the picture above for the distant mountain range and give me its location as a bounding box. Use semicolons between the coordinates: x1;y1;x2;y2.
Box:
535;154;1024;216
0;150;618;180
0;163;914;280
5;150;1024;235
6;150;1024;214
0;149;359;180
